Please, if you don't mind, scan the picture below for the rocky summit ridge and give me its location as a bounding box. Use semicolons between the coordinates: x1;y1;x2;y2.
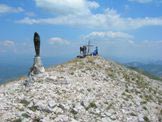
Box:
0;56;162;122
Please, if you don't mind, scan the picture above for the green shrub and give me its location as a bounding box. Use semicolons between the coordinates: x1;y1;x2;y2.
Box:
130;112;137;116
20;99;30;107
143;116;150;122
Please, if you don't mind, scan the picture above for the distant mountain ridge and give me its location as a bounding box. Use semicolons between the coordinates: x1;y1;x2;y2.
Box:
125;61;162;78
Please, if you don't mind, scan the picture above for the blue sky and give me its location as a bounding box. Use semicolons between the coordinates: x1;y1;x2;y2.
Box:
0;0;162;62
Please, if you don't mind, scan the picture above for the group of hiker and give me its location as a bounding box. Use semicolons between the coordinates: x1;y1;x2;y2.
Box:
79;45;98;58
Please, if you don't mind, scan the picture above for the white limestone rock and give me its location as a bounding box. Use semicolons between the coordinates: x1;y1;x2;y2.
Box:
0;56;162;122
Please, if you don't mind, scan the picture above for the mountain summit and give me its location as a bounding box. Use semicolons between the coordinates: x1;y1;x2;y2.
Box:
0;56;162;122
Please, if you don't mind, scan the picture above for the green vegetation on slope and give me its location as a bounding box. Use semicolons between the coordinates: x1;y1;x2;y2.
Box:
127;66;162;81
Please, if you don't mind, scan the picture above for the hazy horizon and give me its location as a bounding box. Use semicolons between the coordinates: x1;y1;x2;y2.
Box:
0;54;161;83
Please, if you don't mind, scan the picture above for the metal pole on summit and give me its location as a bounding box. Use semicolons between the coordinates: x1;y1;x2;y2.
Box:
87;40;90;54
87;40;93;55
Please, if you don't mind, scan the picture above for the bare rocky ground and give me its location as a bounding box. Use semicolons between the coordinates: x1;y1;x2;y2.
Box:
0;56;162;122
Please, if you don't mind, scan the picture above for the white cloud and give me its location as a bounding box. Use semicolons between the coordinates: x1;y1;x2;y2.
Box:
128;0;152;3
16;0;162;30
0;4;24;14
0;40;15;47
84;31;133;41
44;37;77;56
25;12;35;17
17;7;162;30
83;31;162;61
48;37;70;45
87;1;100;9
35;0;99;15
0;40;33;54
0;40;16;53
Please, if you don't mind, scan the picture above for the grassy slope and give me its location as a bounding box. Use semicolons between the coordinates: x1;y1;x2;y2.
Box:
126;66;162;81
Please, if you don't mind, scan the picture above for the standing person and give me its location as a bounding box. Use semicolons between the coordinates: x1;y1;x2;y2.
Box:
96;46;98;55
83;46;87;57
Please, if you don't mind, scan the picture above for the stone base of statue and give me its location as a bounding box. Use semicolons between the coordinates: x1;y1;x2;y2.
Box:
29;56;45;75
25;56;46;86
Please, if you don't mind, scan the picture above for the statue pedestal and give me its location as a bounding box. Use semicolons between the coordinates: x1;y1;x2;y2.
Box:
29;56;45;76
25;56;46;86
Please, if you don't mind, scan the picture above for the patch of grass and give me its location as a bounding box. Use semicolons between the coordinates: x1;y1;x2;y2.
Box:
70;72;74;75
122;92;126;96
29;105;38;112
157;96;162;105
135;75;149;89
89;102;97;108
22;113;30;118
125;84;129;89
140;100;147;105
106;69;116;79
125;88;129;93
127;66;162;81
160;109;162;115
130;112;137;116
20;99;30;107
87;88;91;92
143;106;147;110
79;61;85;66
104;101;109;105
70;108;78;115
106;102;114;110
86;101;97;110
122;92;133;99
86;67;92;71
96;64;102;68
81;70;86;73
143;116;150;122
11;118;21;122
37;80;43;83
69;58;82;64
139;94;143;98
148;87;157;95
33;117;41;122
123;73;131;82
91;74;96;77
143;94;153;102
87;56;95;63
